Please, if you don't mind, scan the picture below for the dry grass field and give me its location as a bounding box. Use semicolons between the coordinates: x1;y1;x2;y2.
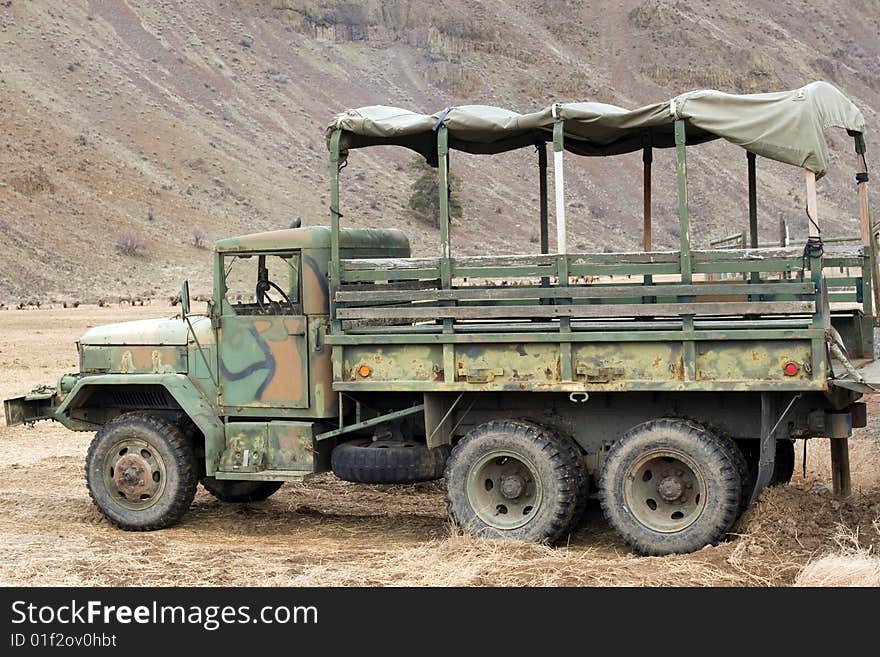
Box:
1;305;879;587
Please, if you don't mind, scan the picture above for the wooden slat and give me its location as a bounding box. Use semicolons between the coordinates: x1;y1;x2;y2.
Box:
693;246;806;261
692;260;804;274
342;256;440;270
341;250;681;271
453;265;558;278
336;282;815;304
568;262;681;276
825;277;861;287
340;279;441;292
341;268;441;282
823;257;864;268
341;246;861;271
337;301;815;321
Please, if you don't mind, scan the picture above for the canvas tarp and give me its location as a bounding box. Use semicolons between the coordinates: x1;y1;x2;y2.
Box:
328;81;864;177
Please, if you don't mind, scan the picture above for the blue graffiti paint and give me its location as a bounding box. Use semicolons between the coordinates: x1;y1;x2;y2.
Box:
303;254;329;312
220;324;277;399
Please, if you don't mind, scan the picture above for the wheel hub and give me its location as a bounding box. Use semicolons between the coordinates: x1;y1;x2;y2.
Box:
113;454;151;496
467;450;543;531
625;450;707;534
500;474;525;499
102;439;166;510
657;475;684;502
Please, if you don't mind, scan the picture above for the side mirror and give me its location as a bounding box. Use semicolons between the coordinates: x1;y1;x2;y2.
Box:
180;280;191;318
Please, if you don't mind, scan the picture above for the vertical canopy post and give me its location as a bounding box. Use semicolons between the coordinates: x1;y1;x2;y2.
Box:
538;142;549;255
674;119;692;284
642;142;652;251
855;134;871;246
747;151;759;285
747;151;758;248
437;125;451;289
538;142;550;295
853;133;879;318
328;128;342;329
552;107;567;257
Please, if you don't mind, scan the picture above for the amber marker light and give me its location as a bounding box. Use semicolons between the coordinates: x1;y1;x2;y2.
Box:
358;364;372;378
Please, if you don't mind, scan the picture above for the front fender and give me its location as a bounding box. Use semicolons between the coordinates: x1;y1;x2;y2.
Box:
56;374;225;475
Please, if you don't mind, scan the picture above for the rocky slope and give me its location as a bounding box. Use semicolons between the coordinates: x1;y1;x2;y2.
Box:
1;0;878;302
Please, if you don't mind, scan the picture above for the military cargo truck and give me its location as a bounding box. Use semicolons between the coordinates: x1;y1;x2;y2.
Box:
6;82;877;555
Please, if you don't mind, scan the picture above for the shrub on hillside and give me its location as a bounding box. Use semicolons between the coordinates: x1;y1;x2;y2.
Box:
193;225;209;249
115;229;149;257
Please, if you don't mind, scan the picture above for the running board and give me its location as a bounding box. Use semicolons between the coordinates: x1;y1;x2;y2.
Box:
213;469;312;482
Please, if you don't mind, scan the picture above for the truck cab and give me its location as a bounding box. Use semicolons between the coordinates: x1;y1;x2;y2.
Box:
5;226;410;494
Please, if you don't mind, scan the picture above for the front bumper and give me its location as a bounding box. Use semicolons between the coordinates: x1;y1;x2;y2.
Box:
4;385;60;426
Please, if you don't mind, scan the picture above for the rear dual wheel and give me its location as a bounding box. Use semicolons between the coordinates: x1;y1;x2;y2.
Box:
598;419;742;556
444;420;584;543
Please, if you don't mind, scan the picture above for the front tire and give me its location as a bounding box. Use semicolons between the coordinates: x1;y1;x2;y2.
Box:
598;419;741;556
201;478;283;503
86;413;198;531
444;420;579;543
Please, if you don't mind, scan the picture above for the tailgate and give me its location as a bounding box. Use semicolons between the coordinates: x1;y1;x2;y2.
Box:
3;387;59;426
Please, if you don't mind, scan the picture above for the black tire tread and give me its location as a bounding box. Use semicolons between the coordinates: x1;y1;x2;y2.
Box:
331;439;450;484
200;478;283;503
598;418;741;556
85;412;198;531
510;418;589;524
444;419;579;543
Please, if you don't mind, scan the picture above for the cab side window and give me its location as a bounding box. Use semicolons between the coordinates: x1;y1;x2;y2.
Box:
223;252;301;315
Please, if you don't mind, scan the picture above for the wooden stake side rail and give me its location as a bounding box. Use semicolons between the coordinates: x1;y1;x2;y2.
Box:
336;301;815;321
336;282;816;304
335;245;870;316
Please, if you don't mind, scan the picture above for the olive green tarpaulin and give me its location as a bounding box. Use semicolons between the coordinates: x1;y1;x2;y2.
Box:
328;81;864;177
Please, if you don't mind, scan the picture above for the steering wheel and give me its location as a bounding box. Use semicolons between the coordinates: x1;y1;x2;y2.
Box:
255;279;294;315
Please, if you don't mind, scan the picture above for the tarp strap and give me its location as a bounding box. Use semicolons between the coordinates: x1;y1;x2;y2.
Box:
432;107;453;131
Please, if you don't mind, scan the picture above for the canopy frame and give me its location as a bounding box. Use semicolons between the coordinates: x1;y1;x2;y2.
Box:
326;85;871;339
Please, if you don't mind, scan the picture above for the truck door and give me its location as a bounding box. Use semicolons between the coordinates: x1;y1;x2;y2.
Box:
218;251;309;409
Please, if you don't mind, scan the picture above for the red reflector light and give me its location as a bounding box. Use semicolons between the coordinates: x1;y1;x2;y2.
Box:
783;362;799;376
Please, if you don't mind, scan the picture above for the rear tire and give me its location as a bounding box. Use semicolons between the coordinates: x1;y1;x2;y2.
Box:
201;478;283;503
444;420;579;543
598;418;741;556
513;418;589;526
85;412;198;531
331;439;450;483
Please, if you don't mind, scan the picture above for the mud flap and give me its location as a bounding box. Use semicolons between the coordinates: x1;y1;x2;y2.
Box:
749;393;778;505
3;387;59;426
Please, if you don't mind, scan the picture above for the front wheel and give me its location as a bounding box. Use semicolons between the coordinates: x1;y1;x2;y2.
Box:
598;419;742;556
85;413;198;531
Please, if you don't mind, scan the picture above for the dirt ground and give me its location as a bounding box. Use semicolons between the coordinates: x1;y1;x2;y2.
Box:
1;305;879;586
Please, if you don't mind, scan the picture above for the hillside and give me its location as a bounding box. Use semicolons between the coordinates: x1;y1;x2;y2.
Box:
1;0;878;303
